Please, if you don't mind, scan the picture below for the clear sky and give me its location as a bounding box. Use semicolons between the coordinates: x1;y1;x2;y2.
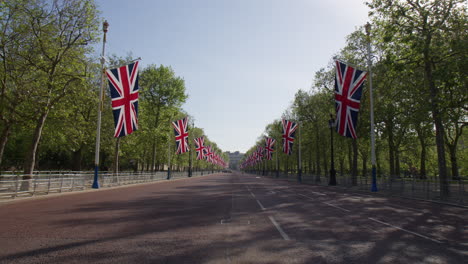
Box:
96;0;370;153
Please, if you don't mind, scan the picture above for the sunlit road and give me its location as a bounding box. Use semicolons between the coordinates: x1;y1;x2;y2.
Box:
0;172;466;263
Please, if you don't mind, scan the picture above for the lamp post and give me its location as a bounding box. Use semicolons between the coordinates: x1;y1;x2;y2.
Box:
297;123;302;183
188;120;194;177
366;22;378;192
329;114;337;186
92;20;109;189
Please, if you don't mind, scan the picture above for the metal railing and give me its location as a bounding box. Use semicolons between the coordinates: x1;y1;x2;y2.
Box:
251;170;467;206
0;170;222;200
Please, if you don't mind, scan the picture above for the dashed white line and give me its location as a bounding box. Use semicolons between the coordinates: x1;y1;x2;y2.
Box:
309;191;326;196
256;199;266;210
368;217;443;244
250;191;256;198
322;202;351;212
268;216;290;241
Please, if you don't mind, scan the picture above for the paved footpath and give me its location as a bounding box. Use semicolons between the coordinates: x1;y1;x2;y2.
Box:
0;172;466;263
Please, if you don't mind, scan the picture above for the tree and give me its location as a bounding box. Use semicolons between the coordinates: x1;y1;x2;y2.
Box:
11;0;100;177
0;0;38;169
139;64;187;172
367;0;467;197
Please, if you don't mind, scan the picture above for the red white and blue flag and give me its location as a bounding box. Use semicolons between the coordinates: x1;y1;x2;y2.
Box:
334;60;367;139
172;117;189;154
282;119;298;155
106;61;140;138
265;137;275;160
205;145;214;163
257;146;264;162
194;137;206;160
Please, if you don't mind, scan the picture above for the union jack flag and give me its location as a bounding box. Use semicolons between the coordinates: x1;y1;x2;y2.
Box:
257;146;264;162
334;60;367;139
265;137;275;160
106;61;140;138
194;137;206;160
172;117;189;154
205;145;214;163
282;119;298;155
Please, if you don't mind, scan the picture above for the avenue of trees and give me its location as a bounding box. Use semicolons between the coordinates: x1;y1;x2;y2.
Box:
0;0;228;174
242;0;467;198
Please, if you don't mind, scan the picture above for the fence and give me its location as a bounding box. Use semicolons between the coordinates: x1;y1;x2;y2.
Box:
252;170;467;206
0;170;222;200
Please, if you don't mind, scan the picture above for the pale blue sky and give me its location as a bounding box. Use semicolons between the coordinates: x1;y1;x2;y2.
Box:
96;0;370;153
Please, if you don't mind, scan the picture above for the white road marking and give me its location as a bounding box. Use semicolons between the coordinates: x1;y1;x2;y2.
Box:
297;193;314;199
221;219;231;224
256;199;266;210
368;217;443;244
269;216;290;241
250;191;256;198
309;191;326;196
322;202;351;212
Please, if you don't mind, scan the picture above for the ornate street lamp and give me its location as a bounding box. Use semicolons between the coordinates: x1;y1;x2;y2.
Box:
92;20;109;189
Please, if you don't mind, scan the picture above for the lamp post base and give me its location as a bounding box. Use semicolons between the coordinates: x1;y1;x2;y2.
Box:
329;169;337;186
92;166;99;189
371;166;378;192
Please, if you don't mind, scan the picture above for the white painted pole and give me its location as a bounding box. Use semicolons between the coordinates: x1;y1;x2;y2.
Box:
92;20;109;189
366;22;378;192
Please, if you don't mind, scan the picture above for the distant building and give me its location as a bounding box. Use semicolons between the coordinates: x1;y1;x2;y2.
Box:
225;151;244;170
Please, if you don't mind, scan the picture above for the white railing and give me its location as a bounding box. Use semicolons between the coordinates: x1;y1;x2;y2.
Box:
0;170;222;199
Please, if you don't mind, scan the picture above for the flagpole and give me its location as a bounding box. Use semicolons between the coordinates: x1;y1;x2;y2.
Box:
92;20;109;189
276;144;279;178
167;130;172;180
188;120;194;177
297;122;302;183
366;23;378;192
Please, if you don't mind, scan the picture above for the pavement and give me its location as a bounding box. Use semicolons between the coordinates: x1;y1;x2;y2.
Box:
0;172;466;263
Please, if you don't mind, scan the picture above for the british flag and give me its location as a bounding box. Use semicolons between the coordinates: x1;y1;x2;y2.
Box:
265;137;275;160
205;145;214;163
334;60;367;139
172;117;190;154
282;119;298;155
194;137;206;160
257;146;264;162
106;61;140;138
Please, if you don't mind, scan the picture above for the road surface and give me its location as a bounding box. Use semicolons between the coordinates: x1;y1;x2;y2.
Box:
0;172;466;263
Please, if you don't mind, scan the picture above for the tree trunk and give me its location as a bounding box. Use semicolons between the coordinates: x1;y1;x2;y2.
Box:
416;127;427;179
347;141;352;175
352;139;358;186
423;33;449;198
151;140;157;172
387;120;395;178
71;146;83;171
314;124;321;176
362;155;368;178
395;149;401;178
23;110;49;178
113;137;120;175
339;157;344;176
448;144;459;179
0;124;12;168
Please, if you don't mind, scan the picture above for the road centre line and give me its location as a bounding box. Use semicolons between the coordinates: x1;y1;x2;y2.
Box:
297;193;316;200
295;192;351;212
308;191;326;196
256;199;266;210
368;217;443;244
269;216;290;241
322;202;351;212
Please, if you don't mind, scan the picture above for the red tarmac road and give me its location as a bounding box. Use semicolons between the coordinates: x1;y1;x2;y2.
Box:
0;172;466;263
